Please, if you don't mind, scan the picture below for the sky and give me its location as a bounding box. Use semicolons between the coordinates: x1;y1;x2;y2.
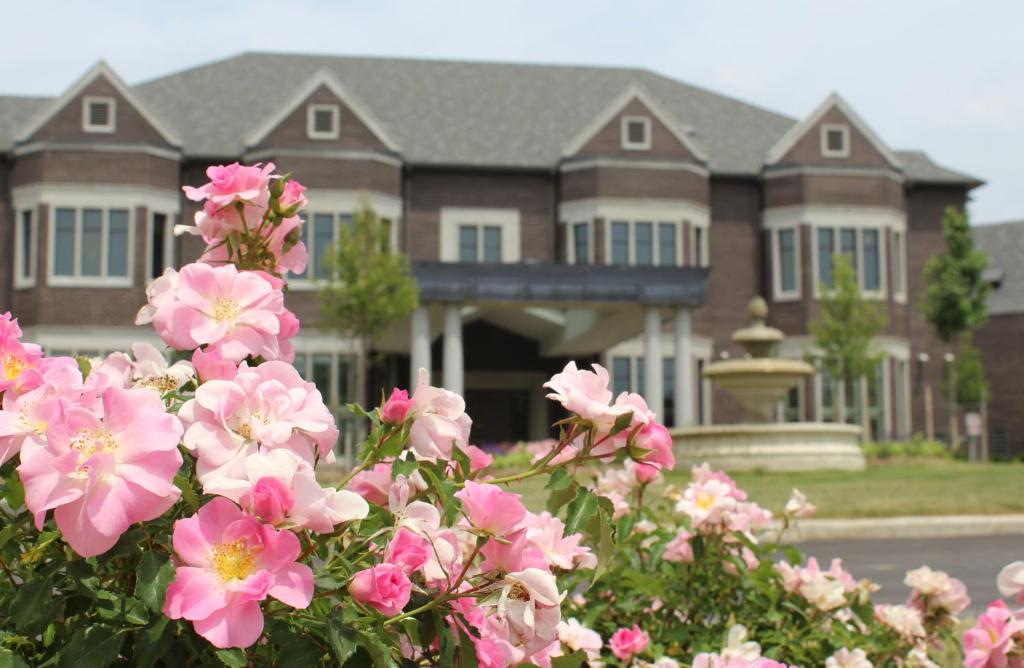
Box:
2;1;1020;223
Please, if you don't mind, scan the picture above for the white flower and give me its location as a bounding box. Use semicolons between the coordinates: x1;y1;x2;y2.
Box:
721;624;761;660
800;577;847;612
875;604;926;640
784;488;816;518
905;645;940;668
556;618;602;659
482;568;564;652
825;647;872;668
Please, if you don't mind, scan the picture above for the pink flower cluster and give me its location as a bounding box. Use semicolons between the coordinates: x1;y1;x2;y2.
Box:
179;162;308;275
138;264;298;363
776;557;860;612
904;565;970;617
961;561;1024;668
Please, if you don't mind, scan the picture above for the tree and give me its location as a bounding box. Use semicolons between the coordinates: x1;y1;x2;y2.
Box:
945;334;988;408
921;206;990;343
809;254;887;439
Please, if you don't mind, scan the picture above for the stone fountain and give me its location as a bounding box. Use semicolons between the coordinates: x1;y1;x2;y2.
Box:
671;297;865;471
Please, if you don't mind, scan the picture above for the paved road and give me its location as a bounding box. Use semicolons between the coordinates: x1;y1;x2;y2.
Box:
799;534;1023;615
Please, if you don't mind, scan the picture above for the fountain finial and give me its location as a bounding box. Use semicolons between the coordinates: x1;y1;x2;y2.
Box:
731;296;784;358
748;296;769;322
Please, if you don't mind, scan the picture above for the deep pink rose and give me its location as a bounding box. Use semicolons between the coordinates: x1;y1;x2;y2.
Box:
385;527;431;575
349;563;412;616
609;624;650;660
381;388;412;424
633;422;675;481
454;480;526;537
243;476;295;525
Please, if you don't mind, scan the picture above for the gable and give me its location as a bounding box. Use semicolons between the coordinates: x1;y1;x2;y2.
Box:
563;85;707;163
18;63;180;148
253;83;392;152
766;94;901;170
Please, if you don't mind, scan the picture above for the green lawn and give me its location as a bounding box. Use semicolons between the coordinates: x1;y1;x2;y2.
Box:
507;459;1024;518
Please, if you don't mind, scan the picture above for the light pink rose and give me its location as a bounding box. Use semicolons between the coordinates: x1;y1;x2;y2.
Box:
455;480;526;537
632;421;675;481
609;624;650;660
164;497;313;649
0;359;82;464
523;511;595;570
556;618;602;659
385;527;431;575
465;445;494;473
963;599;1024;668
183;162;275;210
347;462;393;505
349;563;412;616
997;561;1024;604
192;348;238;383
480;568;562;652
381;388;412;423
544;362;630;432
407;369;472;461
279;179;307;210
784;488;816;518
19;386;183;557
663;530;694;562
0;312;46;396
874;604;926;640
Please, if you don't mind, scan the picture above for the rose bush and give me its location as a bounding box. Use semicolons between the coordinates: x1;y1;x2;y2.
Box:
0;162;1009;667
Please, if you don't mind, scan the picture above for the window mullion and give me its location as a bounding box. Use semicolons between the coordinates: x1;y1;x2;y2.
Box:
101;209;109;279
74;209;82;277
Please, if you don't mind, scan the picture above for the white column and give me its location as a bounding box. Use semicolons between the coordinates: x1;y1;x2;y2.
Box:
644;307;664;420
674;308;694;426
443;304;464;396
409;306;431;387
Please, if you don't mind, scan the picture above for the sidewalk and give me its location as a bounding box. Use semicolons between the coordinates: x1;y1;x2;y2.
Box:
775;514;1024;543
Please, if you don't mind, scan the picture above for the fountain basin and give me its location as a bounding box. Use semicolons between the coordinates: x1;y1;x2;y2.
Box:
701;358;814;423
671;422;866;472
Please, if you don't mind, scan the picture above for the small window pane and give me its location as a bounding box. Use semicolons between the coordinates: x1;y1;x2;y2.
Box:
458;225;478;263
107;209;129;277
314;109;335;133
636;356;645;395
826;128;846;153
150;213;167;280
663;356;675;400
635;222;653;266
818;227;835;288
81;209;102;277
892;232;904;294
658;223;677;266
697;359;706;425
694;227;704;267
612;357;631;397
337;355;355;403
611;222;629;265
573;222;589;265
627;120;647;145
54;208;75;276
313;213;334;280
863;229;880;291
840;228;857;278
89;101;110;127
292;353;307;378
483;226;501;263
778;229;796;293
20;211;32;279
312;354;332;401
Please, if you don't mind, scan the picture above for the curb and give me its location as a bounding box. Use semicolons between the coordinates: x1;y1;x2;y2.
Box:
773;514;1024;543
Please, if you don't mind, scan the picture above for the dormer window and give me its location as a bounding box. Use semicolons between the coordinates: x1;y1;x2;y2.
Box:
621;116;652;150
821;124;850;158
307;104;340;140
82;97;115;133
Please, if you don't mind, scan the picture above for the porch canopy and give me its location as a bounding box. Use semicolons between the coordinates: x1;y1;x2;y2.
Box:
374;261;709;428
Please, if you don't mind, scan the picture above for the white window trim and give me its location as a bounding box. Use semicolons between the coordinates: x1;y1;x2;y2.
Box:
810;226;888;300
690;221;710;268
440;207;520;263
47;206;135;288
891;229;908;304
306;104;340;140
620;116;652;151
13;208;38;289
604;219;684;267
820;124;850;158
82;96;116;134
565;219;595;265
771;226;801;301
145;210;175;284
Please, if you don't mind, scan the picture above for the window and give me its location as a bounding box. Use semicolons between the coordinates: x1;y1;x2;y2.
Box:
663;356;676;426
292;351;360;457
608;220;682;266
306;104;340;140
612;357;632;397
621;116;652;150
457;224;502;263
50;207;131;284
571;222;590;265
15;210;36;287
148;212;174;281
815;226;886;297
289;212;352;282
82;97;116;133
891;231;906;301
773;227;799;300
692;225;708;268
820;124;849;158
779;386;802;423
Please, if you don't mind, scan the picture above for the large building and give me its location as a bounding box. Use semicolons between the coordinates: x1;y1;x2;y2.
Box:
0;53;996;453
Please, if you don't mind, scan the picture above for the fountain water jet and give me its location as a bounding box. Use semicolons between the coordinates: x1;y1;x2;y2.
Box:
671;297;866;471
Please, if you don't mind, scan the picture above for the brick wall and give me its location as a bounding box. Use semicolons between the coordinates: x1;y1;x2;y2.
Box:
975;313;1024;458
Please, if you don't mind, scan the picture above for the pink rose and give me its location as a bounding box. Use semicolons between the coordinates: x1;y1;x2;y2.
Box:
454;480;526;537
963;600;1024;668
632;422;675;480
349;563;412;616
163;497;313;649
381;388;412;423
279;179;307;210
385;527;431;575
609;624;650;660
544;362;630;432
192;348;237;383
663;531;694;563
406;369;472;461
465;445;494;473
183;162;275;210
347;463;393;505
243;477;294;524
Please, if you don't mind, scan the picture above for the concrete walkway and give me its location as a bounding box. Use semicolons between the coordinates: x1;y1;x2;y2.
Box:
775;514;1024;543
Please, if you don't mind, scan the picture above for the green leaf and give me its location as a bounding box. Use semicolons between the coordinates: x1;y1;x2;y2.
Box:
587;508;615;586
456;623;479;668
135;551;176;613
564;488;599;536
546;481;578;515
174;474;200;510
0;648;28;668
356;628;399;668
3;467;24;509
58;626;124;668
325;617;357;665
0;524;16;551
13;575;62;636
215;649;248;667
609;410;635;437
276;638;323;667
544;468;573;491
420;465;457;524
76;355;92;379
552;650;588;668
133;618;173;668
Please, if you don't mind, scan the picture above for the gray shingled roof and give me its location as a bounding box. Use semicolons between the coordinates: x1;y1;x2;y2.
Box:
974;220;1024;315
0;95;49;151
0;52;981;184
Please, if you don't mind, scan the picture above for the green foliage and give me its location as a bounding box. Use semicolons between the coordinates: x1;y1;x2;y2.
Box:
862;436;951;460
810;253;888;388
317;203;419;340
921;206;990;343
943;334;989;406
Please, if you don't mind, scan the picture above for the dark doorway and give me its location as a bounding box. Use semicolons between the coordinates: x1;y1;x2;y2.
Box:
464;389;529;446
